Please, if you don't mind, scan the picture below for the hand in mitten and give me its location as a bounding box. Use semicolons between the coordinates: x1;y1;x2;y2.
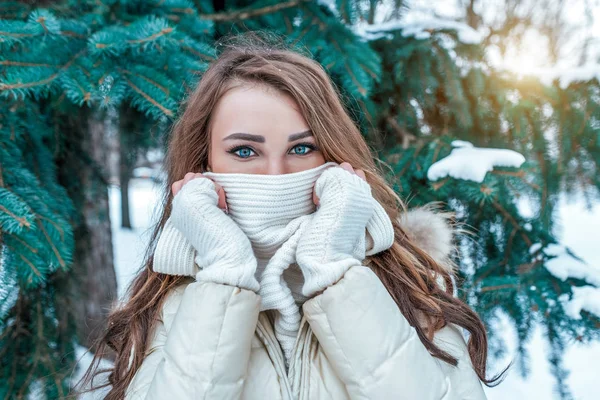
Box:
169;174;259;292
296;163;374;298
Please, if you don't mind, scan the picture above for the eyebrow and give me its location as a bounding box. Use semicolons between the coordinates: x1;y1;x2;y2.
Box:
222;130;313;143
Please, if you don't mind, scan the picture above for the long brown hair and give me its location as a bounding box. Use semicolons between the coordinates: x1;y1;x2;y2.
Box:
75;31;506;399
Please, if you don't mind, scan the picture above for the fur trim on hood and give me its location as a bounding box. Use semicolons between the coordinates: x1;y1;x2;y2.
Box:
397;203;457;274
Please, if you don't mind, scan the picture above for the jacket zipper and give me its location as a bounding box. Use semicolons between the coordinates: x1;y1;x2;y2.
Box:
255;313;295;399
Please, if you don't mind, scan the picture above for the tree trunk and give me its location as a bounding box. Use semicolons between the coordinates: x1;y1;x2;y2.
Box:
119;133;132;229
56;107;118;352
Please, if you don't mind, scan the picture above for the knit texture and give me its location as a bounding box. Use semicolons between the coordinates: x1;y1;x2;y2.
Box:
153;162;395;367
168;176;260;292
154;217;198;276
296;167;377;298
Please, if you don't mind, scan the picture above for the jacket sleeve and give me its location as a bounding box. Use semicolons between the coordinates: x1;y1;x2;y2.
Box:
302;265;486;400
124;280;261;400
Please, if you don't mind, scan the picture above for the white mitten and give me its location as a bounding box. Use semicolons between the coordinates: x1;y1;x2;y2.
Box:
169;177;260;292
295;167;375;297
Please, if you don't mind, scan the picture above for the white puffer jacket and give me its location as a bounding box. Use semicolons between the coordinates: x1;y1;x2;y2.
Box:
124;208;487;400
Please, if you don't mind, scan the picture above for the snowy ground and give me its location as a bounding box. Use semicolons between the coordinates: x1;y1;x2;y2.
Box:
71;178;600;399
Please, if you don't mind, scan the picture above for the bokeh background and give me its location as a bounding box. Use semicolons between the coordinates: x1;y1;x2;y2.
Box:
1;0;599;399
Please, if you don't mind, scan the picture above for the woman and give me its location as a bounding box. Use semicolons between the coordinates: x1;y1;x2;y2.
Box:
77;33;505;399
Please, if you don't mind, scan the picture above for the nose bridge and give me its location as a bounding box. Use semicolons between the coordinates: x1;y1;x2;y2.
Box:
266;158;286;175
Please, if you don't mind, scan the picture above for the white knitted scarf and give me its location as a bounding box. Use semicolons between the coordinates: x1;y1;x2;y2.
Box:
153;161;395;366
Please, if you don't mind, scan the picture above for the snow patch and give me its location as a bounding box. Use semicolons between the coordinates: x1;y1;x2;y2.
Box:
317;0;339;17
559;286;600;319
537;242;600;319
529;243;543;254
528;64;600;89
427;140;526;183
544;244;600;287
354;14;483;44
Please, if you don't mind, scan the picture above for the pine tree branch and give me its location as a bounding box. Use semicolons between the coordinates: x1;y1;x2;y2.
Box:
128;27;173;44
61;30;86;39
123;77;173;116
431;139;443;163
474;227;518;287
480;283;519;292
17;300;42;398
39;301;65;399
329;37;368;96
4;241;42;280
489;170;525;178
283;14;294;33
21;253;41;284
0;61;57;67
37;219;65;268
490;169;541;191
181;45;215;62
0;204;32;228
0;49;85;91
37;214;64;242
0;30;35;38
431;177;449;191
576;108;591;138
118;68;169;96
357;97;374;126
11;234;38;256
397;140;426;179
516;259;542;274
7;343;18;398
491;199;533;247
291;16;320;47
387;116;416;149
504;227;518;266
201;0;311;21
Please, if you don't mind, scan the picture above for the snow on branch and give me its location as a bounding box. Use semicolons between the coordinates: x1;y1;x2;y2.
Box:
317;0;338;17
559;286;600;320
534;63;600;89
530;243;600;319
353;13;483;44
541;244;600;287
427;140;526;183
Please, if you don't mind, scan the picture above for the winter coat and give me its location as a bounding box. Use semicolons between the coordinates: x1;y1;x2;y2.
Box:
124;207;488;400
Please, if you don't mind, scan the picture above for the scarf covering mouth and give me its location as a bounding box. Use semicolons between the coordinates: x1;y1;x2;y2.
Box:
153;161;395;366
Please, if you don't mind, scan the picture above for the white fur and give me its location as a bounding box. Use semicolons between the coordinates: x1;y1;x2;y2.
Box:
397;205;456;273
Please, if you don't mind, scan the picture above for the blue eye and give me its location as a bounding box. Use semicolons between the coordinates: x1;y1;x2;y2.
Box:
231;147;256;159
291;143;315;155
226;142;319;159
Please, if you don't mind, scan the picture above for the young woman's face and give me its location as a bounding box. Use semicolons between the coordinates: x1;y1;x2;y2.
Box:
208;84;326;174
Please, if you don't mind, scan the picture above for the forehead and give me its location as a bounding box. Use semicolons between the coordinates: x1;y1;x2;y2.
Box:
210;84;308;140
